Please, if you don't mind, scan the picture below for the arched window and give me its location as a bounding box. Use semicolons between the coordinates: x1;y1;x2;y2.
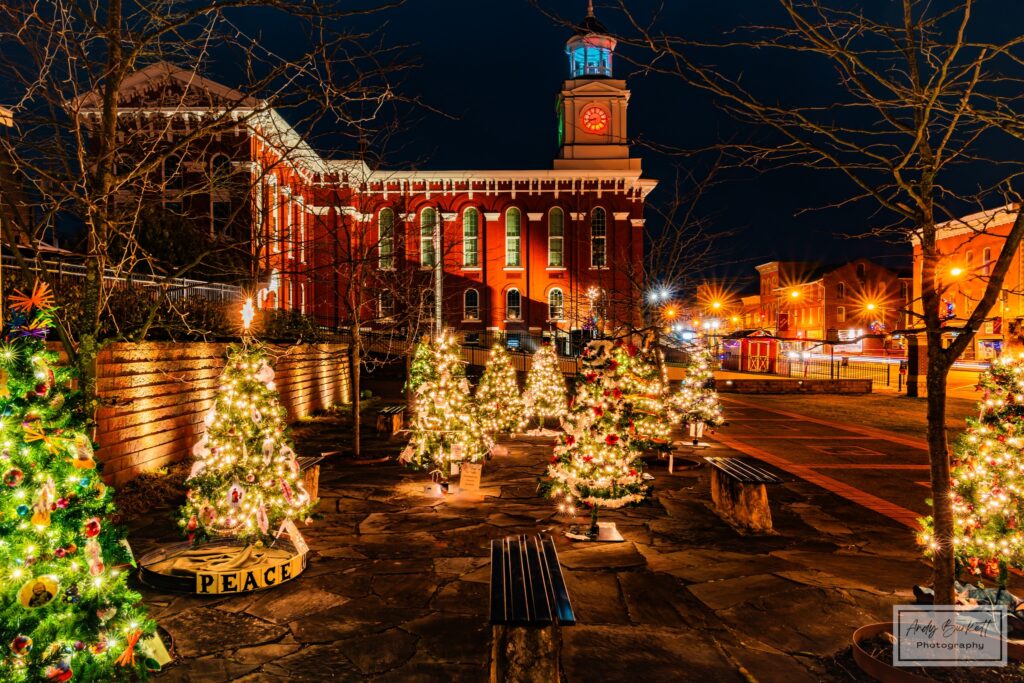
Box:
548;288;564;320
267;177;280;253
163;155;184;190
505;208;521;267
506;288;522;320
836;306;846;323
464;289;480;320
463;208;479;267
299;282;306;314
210;154;232;187
983;247;992;276
548;208;564;267
856;262;866;280
836;282;846;300
966;251;974;272
422;289;435;320
379;208;394;270
420;208;437;267
590;208;607;267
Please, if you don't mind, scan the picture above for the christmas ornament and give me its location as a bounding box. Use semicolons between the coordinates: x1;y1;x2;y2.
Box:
3;468;23;487
10;636;32;657
86;538;104;576
70;435;96;469
45;660;72;682
83;517;101;538
17;576;58;609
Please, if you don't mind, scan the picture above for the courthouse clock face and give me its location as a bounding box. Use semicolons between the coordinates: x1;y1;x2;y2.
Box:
580;105;609;133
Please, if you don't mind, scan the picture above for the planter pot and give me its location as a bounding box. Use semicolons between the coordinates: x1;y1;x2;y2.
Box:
851;623;932;683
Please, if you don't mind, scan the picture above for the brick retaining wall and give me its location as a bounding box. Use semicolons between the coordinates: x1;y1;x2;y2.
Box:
717;378;872;394
93;342;350;485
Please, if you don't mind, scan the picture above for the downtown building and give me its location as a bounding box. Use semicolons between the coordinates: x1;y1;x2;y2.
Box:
76;5;656;348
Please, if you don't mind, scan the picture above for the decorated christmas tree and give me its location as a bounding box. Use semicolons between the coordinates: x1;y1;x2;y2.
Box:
406;336;438;396
607;337;676;451
0;282;156;681
523;343;567;430
475;344;524;435
919;353;1024;586
675;340;723;443
181;342;315;544
403;332;492;479
543;339;648;536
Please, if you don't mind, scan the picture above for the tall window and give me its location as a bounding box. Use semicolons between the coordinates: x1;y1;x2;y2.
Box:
210;154;232;187
506;288;522;320
505;208;521;267
900;281;909;301
837;306;846;323
463;208;479;266
836;282;846;299
164;155;184;190
464;289;480;320
420;208;437;267
379;290;395;319
269;182;280;253
548;288;564;320
298;210;306;263
591;207;607;267
983;247;992;276
548;208;564;267
299;283;306;314
966;251;974;272
379;208;394;270
212;201;231;234
856;262;866;280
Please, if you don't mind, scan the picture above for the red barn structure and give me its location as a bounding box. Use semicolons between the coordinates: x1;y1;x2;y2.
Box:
77;3;656;346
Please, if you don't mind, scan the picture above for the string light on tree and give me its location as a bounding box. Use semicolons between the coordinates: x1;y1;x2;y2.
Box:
475;344;524;435
403;332;492;480
180;303;315;543
675;339;724;444
0;282;156;680
523;343;567;430
919;353;1024;586
542;338;649;537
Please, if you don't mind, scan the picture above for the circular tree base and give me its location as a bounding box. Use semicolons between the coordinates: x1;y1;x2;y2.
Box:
564;521;625;543
137;538;307;596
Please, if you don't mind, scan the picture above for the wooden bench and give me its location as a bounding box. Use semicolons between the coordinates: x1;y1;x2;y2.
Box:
704;457;781;532
375;405;405;436
297;455;326;500
489;534;575;682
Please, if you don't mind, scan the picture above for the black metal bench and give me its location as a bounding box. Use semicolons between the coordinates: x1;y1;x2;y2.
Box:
375;405;405;436
489;534;574;681
704;457;781;532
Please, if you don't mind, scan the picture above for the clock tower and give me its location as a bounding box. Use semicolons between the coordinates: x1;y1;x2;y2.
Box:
555;1;639;171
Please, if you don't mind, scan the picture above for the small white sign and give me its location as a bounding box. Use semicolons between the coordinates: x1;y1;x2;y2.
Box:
893;605;1007;667
278;519;309;555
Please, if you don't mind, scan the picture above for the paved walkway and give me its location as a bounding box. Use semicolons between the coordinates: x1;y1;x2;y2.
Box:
132;411;932;682
713;396;930;529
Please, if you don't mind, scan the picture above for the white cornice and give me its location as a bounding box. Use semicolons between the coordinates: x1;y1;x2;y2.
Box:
307;206;331;216
400;213;416;222
527;213;543;222
918;204;1019;245
613;212;630;221
441;212;456;221
630;218;645;228
570;212;585;221
484;212;500;221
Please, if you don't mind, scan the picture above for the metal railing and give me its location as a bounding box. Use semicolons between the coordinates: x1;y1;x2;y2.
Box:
720;350;893;387
1;254;243;303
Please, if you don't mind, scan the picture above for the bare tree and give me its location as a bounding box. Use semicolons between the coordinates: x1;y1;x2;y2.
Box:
0;0;406;420
591;0;1024;604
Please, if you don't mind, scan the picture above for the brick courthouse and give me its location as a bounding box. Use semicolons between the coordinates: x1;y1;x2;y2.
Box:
82;4;656;345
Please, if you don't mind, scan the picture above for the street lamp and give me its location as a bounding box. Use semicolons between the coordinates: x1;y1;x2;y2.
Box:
711;300;722;310
865;302;877;312
950;267;964;278
790;290;800;299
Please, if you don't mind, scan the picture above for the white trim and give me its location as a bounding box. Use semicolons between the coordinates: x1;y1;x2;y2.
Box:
631;218;645;228
527;212;544;222
339;206;359;216
570;212;585;221
307;205;331;215
613;212;630;221
484;212;500;221
400;213;416;222
923;204;1019;244
503;267;525;272
461;267;482;272
545;267;567;272
441;212;457;221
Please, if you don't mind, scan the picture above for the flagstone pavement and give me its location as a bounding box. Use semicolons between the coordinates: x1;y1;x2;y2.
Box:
130;412;934;682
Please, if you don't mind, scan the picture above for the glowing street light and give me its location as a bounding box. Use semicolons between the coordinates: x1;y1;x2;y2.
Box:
950;267;964;278
664;306;678;319
790;290;800;299
865;302;877;312
711;300;722;310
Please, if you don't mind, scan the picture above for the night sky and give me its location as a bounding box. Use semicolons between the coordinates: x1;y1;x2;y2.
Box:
361;0;912;293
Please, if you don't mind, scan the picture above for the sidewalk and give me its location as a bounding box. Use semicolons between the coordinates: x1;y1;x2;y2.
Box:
133;411;928;682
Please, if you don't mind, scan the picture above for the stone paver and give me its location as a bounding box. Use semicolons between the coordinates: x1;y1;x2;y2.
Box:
136;408;930;682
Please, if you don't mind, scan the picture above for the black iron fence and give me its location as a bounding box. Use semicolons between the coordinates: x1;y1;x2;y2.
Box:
721;350;895;387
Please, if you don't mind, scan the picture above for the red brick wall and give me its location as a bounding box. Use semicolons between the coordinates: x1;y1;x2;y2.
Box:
93;342;350;485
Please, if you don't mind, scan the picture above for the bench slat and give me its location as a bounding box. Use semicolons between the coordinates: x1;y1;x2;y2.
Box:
506;537;529;623
523;535;553;624
704;456;780;484
541;536;575;626
490;540;505;623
